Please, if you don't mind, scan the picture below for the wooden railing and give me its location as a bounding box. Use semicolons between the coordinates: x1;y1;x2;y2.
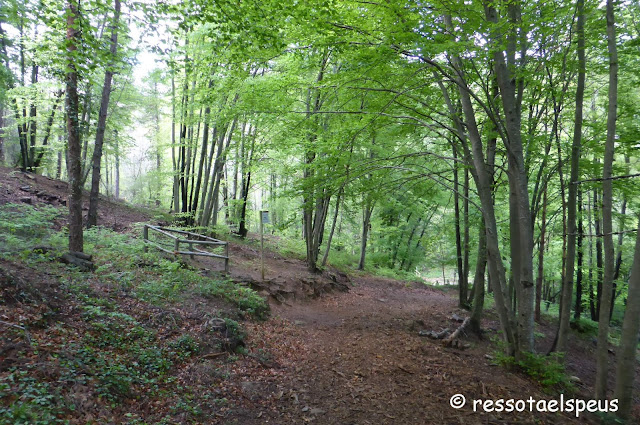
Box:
142;225;229;272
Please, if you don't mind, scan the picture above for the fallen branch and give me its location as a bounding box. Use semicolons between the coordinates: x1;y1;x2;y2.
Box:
443;317;470;347
419;328;450;339
199;352;227;361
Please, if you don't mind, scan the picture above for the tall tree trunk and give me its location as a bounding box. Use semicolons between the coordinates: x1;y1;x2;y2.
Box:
469;219;487;335
594;186;603;320
65;0;83;252
595;0;617;400
27;63;38;171
171;69;179;213
613;218;640;419
436;23;514;353
211;118;238;227
358;200;374;271
588;191;597;320
321;189;342;267
610;195;626;321
302;52;330;273
191;83;213;218
484;2;535;354
0;105;5;165
557;0;585;352
574;188;584;320
535;187;548;323
453;144;468;307
87;0;121;228
114;131;120;199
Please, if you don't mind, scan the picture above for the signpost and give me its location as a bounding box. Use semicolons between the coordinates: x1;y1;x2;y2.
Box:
260;210;269;281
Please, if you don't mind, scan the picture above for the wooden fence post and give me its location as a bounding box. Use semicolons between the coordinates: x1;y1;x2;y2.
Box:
143;225;148;253
225;242;229;273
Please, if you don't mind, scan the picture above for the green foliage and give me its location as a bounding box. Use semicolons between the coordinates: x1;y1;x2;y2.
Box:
570;318;599;337
0;204;63;255
494;347;573;392
197;279;269;320
167;335;200;362
0;370;67;425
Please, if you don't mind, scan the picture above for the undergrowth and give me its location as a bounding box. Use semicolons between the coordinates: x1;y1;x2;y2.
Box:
0;203;269;424
493;342;574;393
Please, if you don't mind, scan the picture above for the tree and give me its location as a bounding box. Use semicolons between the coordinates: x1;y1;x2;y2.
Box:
87;0;121;228
594;0;618;401
65;0;83;252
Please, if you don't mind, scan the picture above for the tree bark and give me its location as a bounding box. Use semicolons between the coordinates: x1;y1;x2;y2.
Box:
321;189;342;267
556;0;585;352
453;144;468;308
358;200;374;271
469;219;487;335
484;1;535;354
595;0;617;400
87;0;121;228
65;0;83;252
574;188;584;320
535;187;548;323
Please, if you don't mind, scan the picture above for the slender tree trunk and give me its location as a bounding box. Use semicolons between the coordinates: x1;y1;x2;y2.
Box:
535;187;548;323
453;145;468;307
588;191;597;320
191;83;213;219
594;186;603;320
613;218;640;419
114;131;120;199
358;200;374;271
595;0;617;400
575;188;584;320
321;189;342;267
66;0;83;252
469;219;487;335
171;70;179;213
557;0;585;352
87;0;121;228
27;63;38;171
211;118;238;227
484;1;536;355
0;105;5;165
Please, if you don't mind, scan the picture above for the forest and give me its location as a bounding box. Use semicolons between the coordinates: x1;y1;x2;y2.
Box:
1;0;640;423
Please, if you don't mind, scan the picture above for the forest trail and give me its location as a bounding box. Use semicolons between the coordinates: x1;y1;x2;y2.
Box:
214;270;596;425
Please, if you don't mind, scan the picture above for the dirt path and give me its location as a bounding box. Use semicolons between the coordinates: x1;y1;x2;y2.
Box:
225;275;594;425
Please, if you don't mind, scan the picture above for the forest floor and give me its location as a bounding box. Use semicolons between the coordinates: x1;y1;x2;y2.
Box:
0;167;636;424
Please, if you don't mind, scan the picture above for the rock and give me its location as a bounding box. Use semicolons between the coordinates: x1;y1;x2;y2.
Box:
569;376;581;383
20;197;32;204
377;298;387;303
19;185;32;192
309;408;326;415
301;406;309;412
294;320;306;326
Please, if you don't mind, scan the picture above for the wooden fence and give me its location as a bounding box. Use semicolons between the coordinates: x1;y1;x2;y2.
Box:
142;225;229;272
